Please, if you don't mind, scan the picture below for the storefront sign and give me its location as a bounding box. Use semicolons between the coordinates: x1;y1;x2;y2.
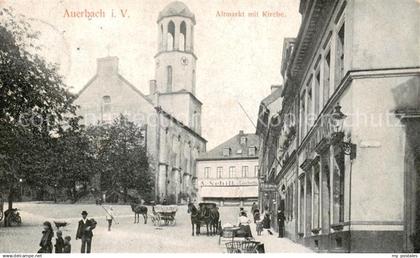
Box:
199;178;258;187
260;183;278;192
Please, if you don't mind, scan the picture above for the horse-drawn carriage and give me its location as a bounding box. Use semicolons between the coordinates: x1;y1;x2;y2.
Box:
152;205;177;226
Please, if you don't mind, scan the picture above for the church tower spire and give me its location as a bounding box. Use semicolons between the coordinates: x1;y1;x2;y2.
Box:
154;1;197;95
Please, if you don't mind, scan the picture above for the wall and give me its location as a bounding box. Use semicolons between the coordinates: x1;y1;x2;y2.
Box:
349;0;419;70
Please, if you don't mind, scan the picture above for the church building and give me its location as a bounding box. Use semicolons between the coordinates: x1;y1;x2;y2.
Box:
74;1;206;202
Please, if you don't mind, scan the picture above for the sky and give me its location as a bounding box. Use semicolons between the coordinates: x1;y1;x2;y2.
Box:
3;0;301;149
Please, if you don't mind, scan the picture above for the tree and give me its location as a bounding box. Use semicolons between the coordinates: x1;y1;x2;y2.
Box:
88;115;153;203
0;7;77;211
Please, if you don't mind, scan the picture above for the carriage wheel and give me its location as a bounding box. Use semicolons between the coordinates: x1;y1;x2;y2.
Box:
165;219;169;225
171;219;176;226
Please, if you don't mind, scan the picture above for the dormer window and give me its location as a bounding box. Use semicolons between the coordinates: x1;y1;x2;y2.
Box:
248;146;256;156
240;136;247;145
223;147;231;157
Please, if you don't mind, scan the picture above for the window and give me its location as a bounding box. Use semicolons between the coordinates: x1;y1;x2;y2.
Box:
240;136;247;145
167;21;175;51
314;69;320;116
102;95;111;113
204;167;210;178
323;50;331;107
333;154;345;224
306;172;312;234
300;90;306;140
248;146;256;156
179;21;186;51
229;166;235;178
313;164;320;229
335;23;345;88
306;79;313;131
321;154;331;232
223;147;231;157
166;66;172;92
241;166;248;178
217;167;223;178
299;175;305;233
254;166;259;177
192;70;196;94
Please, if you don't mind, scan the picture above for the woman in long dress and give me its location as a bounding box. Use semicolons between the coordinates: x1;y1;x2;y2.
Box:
38;221;54;253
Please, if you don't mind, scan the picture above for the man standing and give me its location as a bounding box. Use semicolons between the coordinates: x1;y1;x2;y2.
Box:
76;211;96;253
277;208;285;238
105;206;115;232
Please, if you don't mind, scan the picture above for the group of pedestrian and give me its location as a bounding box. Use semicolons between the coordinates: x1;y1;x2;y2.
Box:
38;222;71;253
38;206;116;254
249;202;286;238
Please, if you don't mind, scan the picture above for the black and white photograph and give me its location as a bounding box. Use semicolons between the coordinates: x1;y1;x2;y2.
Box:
0;0;419;254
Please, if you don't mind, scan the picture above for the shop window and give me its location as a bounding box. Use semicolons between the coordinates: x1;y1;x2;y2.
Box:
313;164;320;229
217;167;223;178
335;23;345;89
321;155;331;233
306;172;312;235
299;175;305;233
332;155;345;224
204;167;210;178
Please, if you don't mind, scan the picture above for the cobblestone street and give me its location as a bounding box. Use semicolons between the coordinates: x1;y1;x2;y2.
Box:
0;202;311;253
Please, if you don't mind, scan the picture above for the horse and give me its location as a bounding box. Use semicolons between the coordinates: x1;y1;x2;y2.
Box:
188;203;219;236
209;206;220;235
130;203;148;224
187;203;201;236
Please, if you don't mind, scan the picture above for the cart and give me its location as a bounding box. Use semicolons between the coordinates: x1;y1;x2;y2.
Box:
152;205;177;226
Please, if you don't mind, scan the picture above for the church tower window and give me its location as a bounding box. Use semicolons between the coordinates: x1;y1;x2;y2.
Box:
180;21;186;51
167;21;175;51
160;24;164;50
166;65;173;92
192;69;196;94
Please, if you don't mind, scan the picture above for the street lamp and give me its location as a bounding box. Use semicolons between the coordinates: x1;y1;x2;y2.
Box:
19;178;23;202
330;103;357;160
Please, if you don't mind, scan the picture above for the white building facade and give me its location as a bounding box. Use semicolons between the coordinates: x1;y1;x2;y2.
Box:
197;131;259;206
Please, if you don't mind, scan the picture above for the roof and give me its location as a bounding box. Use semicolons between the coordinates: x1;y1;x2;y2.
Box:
261;86;283;107
158;1;196;24
197;132;259;161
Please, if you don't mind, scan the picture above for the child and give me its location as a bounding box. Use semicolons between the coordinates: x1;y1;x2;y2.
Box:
54;230;64;253
63;236;71;253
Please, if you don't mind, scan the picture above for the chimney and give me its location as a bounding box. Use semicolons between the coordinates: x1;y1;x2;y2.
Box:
271;85;283;93
239;130;244;135
97;56;119;76
149;80;157;94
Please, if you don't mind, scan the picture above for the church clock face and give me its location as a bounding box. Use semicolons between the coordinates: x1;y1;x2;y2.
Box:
180;56;188;65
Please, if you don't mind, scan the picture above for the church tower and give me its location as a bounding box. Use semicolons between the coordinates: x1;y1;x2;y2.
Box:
153;1;201;134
